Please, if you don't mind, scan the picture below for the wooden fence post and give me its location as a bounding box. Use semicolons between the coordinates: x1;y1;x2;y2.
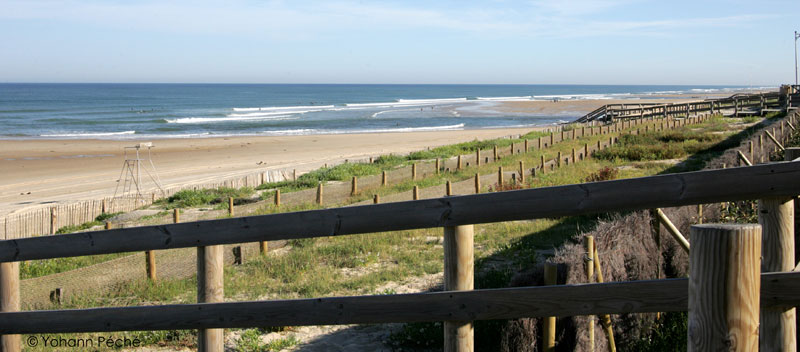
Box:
557;152;562;168
759;195;796;351
474;174;481;194
436;159;441;175
457;155;462;170
524;139;529;152
413;186;419;200
584;236;595;352
493;145;498;161
274;189;281;207
518;161;525;184
351;176;358;196
293;169;297;182
498;166;504;185
543;263;557;352
446;180;453;196
382;171;388;186
197;242;224;352
228;197;234;217
146;249;157;281
50;208;56;235
688;224;761;352
593;248;617;352
412;163;417;181
373;194;380;204
316;183;323;205
0;237;20;352
443;225;474;352
476;149;481;166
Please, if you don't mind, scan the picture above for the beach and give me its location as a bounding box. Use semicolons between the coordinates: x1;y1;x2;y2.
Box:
0;91;750;218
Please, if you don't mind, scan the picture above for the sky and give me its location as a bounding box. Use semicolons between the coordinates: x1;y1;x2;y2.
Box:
1;0;798;85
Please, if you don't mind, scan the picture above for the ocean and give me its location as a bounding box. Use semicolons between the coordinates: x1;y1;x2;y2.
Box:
0;83;758;139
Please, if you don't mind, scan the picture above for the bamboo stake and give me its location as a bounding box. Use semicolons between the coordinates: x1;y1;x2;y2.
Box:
584;236;595;352
543;263;557;352
593;248;617;352
654;208;690;253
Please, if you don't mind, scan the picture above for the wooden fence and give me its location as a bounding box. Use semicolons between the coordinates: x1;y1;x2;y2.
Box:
577;90;784;123
0;111;799;351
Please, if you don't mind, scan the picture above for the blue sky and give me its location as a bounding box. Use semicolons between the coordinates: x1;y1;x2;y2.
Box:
1;0;798;85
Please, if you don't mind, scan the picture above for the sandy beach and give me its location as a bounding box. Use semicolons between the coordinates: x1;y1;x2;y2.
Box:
0;127;542;217
0;93;738;218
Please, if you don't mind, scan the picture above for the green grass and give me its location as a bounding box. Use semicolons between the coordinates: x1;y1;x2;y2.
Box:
158;186;255;209
55;212;122;234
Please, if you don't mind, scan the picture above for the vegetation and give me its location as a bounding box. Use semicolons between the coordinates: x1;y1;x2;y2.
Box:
158;186;255;209
55;212;121;234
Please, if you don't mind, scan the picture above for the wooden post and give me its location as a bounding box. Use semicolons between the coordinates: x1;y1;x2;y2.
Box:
173;208;180;224
524;139;529;152
571;148;576;164
518;161;525;184
443;225;474;352
476;149;481;166
584;143;589;159
457;155;462;170
0;257;20;352
446;181;453;196
228;197;234;217
413;186;420;200
274;189;281;207
474;174;480;194
382;170;388;186
197;242;224;352
543;263;557;352
540;155;546;174
50;208;56;235
412;163;417;180
316;183;323;205
493;145;498;161
105;222;111;230
550;132;554;146
373;194;380;204
498;166;504;185
293;169;297;181
232;246;243;265
145;249;157;281
593;248;617;352
539;137;543;149
351;176;358;196
557;152;562;168
102;199;108;213
584;236;595;352
688;224;761;352
759;194;796;351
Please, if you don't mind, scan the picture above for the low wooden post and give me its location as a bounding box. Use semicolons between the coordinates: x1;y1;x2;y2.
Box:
524;139;529;152
293;169;297;181
498;166;504;185
550;132;554;146
413;186;420;200
493;145;498;161
412;163;417;180
543;263;557;352
274;189;281;207
351;176;358;196
476;149;481;166
0;251;20;351
688;224;761;352
105;222;111;230
584;236;595;352
443;225;474;352
540;155;546;174
557;152;562;168
173;208;180;224
446;180;453;196
584;143;589;159
518;161;525;184
316;183;324;205
759;194;796;351
382;171;388;186
593;248;617;352
457;155;462;170
228;197;234;217
145;250;157;281
197;242;224;352
474;174;480;194
571;148;576;163
50;208;56;235
539;137;544;149
373;194;380;204
102;199;108;213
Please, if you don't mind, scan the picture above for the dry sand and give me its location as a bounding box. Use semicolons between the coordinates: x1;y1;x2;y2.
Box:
0;127;539;217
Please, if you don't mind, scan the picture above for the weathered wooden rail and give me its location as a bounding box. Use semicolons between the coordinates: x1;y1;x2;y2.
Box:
576;90;784;123
1;114;799;351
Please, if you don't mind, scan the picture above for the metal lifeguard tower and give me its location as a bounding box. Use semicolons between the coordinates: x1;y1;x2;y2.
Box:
113;142;165;201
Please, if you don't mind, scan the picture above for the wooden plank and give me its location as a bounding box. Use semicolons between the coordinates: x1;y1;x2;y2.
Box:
444;225;474;352
3;272;800;334
0;261;19;351
759;197;796;352
3;162;800;262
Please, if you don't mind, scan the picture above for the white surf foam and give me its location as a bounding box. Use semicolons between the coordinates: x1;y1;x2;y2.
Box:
165;115;294;124
345;97;468;108
40;130;136;137
232;105;334;112
476;96;532;101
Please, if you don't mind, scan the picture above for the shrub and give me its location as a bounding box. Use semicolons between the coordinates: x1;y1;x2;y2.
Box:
584;166;619;182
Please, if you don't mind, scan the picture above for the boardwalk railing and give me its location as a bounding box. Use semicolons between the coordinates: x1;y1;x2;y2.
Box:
576;90;784;123
1;112;799;351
